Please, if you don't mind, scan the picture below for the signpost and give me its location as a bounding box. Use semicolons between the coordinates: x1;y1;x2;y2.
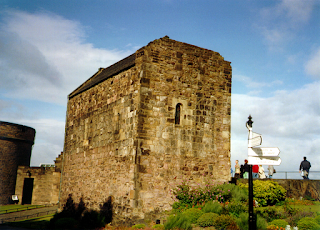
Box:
246;115;282;230
248;132;262;147
248;147;280;157
248;156;282;165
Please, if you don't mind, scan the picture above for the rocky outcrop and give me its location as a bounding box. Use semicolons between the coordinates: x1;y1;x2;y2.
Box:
275;179;320;201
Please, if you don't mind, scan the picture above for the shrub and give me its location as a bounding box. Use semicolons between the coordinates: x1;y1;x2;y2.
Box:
239;180;286;206
172;181;247;207
269;219;289;229
182;208;203;224
227;201;247;216
236;213;267;230
297;217;320;230
132;224;146;229
255;206;285;222
53;217;78;229
256;215;268;230
315;215;320;225
164;214;192;230
152;224;164;229
196;213;219;227
286;210;314;227
203;201;222;214
236;213;249;230
214;214;239;230
81;210;105;229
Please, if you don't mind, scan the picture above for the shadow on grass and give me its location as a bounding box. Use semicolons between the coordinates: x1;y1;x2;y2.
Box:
7;214;54;229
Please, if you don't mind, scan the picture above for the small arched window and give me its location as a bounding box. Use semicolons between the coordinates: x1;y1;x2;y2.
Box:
175;103;182;125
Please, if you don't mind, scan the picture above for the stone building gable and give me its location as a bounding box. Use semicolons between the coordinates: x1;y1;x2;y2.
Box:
60;36;232;223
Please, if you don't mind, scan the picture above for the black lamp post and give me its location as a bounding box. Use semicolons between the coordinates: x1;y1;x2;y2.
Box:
247;115;253;128
247;115;256;230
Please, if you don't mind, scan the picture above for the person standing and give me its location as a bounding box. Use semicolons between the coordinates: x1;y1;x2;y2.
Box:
235;160;241;178
252;165;259;178
243;159;249;179
258;165;266;179
299;156;311;179
268;165;274;178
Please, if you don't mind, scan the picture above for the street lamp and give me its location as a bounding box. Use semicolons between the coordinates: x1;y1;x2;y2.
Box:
246;115;253;129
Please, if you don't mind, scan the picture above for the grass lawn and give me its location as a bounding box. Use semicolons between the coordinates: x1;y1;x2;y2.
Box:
6;214;54;229
0;205;45;214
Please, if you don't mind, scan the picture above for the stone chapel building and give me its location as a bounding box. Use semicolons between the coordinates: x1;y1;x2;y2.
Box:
60;36;232;222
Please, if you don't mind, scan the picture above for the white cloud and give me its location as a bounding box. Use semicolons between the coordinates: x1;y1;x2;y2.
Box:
0;10;136;164
17;118;65;166
256;0;315;50
231;81;320;177
305;47;320;79
0;10;133;105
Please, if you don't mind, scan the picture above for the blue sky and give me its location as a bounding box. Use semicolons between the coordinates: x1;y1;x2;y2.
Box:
0;0;319;179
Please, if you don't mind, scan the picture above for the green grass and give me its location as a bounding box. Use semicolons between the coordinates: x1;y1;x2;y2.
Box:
0;205;45;214
6;214;54;229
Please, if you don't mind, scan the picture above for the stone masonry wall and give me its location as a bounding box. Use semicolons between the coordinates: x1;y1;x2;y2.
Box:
132;37;232;218
15;166;61;205
60;37;232;223
60;63;142;214
0;121;35;205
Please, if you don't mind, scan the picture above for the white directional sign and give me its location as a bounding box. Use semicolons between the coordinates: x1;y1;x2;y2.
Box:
248;156;282;166
248;147;280;157
248;136;262;147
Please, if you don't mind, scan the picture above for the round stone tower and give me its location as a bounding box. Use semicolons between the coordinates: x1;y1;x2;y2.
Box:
0;121;35;204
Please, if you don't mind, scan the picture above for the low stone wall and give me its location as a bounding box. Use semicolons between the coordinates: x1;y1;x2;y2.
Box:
237;179;320;201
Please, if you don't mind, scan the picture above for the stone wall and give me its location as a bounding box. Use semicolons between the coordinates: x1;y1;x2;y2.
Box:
15;165;61;205
60;36;232;223
0;121;35;205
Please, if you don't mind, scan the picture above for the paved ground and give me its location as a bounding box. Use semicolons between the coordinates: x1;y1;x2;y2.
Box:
0;205;57;225
0;225;30;230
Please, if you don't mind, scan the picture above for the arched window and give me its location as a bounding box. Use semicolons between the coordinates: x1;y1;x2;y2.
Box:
175;103;182;125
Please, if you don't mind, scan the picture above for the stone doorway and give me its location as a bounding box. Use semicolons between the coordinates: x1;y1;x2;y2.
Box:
22;178;34;204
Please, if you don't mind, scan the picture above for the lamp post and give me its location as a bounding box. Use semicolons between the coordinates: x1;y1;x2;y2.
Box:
246;115;256;230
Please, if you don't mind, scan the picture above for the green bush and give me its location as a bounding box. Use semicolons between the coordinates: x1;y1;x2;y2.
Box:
152;224;164;229
236;213;267;230
182;208;203;224
213;214;238;230
164;214;192;230
255;206;285;222
315;215;320;225
227;201;247;216
80;210;106;229
172;181;247;207
132;224;146;229
196;213;219;227
239;180;286;206
286;210;314;227
269;219;289;228
203;201;222;214
297;217;320;230
236;213;249;230
53;217;78;229
256;215;268;230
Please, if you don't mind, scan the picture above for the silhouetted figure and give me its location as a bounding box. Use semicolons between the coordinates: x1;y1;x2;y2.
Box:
299;156;311;179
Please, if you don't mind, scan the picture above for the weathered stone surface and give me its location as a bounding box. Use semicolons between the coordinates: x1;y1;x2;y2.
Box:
0;121;35;205
60;36;232;223
14;153;63;205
